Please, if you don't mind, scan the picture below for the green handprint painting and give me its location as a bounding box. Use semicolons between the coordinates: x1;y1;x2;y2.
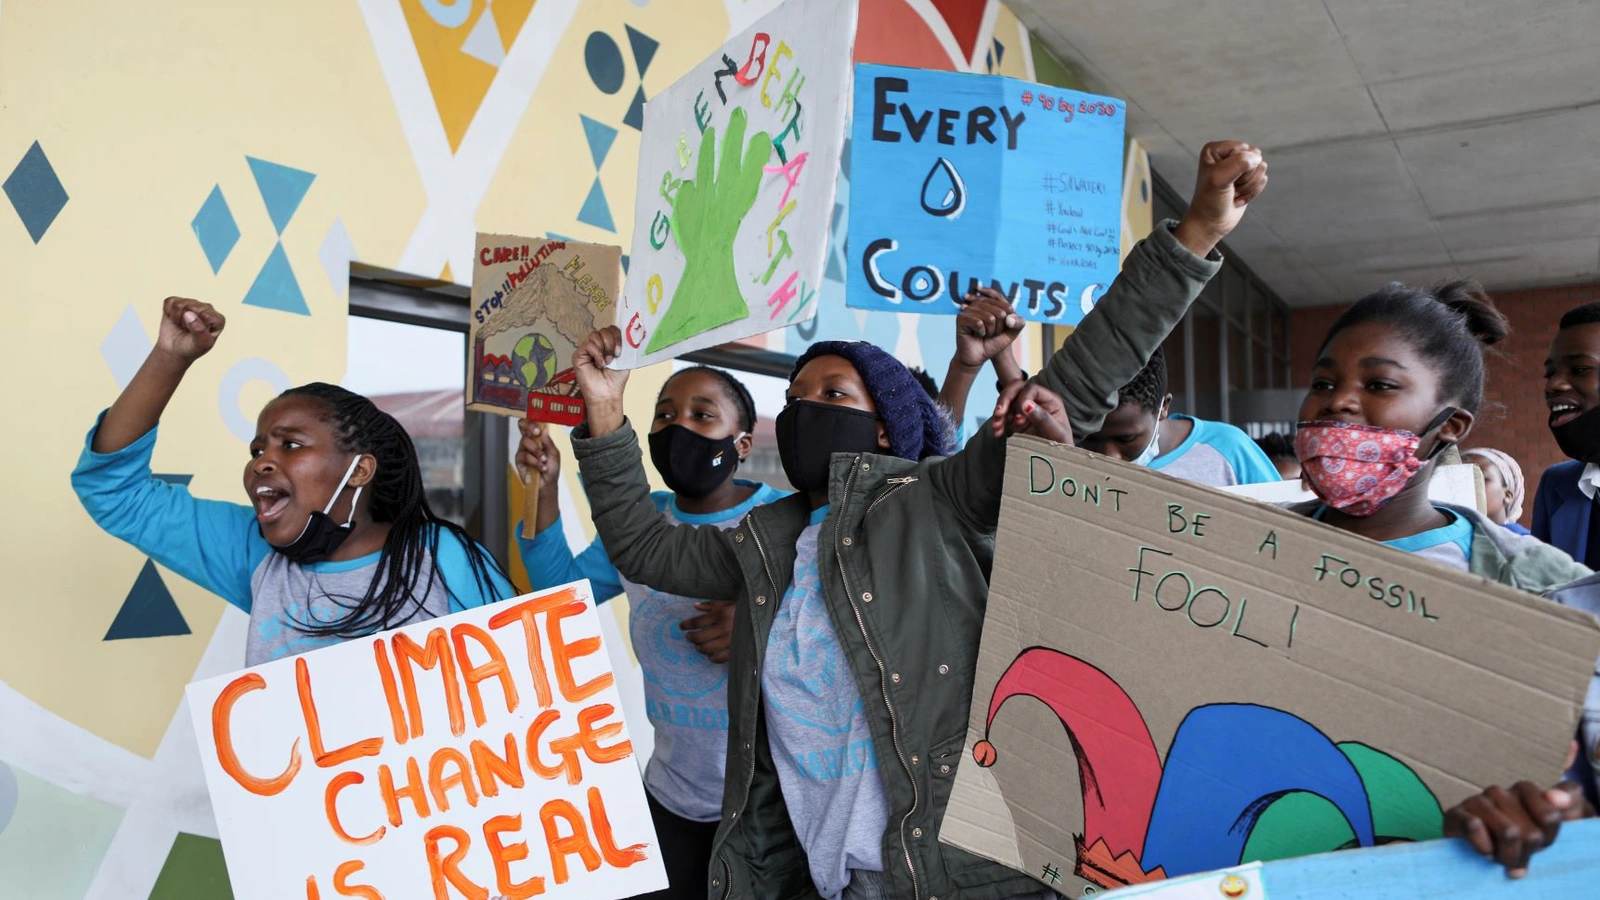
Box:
647;106;772;355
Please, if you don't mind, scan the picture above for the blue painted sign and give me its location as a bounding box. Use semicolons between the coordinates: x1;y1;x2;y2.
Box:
1097;819;1600;899
846;64;1125;325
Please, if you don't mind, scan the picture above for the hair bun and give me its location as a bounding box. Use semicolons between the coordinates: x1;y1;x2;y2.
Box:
1432;280;1509;347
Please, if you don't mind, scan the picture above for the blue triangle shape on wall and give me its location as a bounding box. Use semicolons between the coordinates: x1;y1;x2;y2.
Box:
621;254;629;275
577;178;615;232
105;560;191;640
625;25;659;76
243;242;310;315
580;115;618;170
623;86;647;132
246;156;316;236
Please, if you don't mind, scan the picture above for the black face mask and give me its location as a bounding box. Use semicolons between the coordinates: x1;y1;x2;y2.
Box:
648;424;743;498
1553;405;1600;464
271;455;363;565
776;400;883;493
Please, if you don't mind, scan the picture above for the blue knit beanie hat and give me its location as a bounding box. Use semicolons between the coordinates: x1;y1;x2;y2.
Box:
791;341;955;461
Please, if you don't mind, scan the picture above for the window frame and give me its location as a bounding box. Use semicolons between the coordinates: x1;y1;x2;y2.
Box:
348;276;510;568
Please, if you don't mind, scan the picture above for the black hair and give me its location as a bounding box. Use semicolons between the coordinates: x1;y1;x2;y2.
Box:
1318;280;1508;415
1255;432;1295;461
278;383;507;638
1117;347;1169;414
907;366;939;399
662;366;757;432
1559;301;1600;331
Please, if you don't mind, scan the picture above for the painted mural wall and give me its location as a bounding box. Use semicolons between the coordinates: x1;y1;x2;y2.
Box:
0;1;1146;895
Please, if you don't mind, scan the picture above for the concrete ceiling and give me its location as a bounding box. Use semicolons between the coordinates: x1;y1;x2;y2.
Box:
1009;0;1600;307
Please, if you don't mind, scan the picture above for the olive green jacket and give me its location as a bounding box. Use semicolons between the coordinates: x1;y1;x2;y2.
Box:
571;222;1220;900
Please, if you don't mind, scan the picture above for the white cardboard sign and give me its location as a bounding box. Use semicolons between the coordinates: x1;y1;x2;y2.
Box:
616;0;857;367
186;580;666;900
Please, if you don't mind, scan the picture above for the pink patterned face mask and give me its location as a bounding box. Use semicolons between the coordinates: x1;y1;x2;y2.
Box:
1293;412;1454;517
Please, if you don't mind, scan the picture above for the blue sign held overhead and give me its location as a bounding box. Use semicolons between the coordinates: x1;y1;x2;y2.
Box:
846;64;1125;325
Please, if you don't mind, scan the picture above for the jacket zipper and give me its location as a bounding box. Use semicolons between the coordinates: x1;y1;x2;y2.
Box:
723;516;783;900
836;460;921;899
867;476;918;517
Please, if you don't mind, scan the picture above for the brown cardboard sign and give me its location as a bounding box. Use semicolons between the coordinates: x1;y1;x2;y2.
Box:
940;436;1600;896
467;233;620;424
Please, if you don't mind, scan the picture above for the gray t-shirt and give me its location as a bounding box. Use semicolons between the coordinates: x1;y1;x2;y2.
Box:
763;509;889;899
247;550;456;665
620;487;784;822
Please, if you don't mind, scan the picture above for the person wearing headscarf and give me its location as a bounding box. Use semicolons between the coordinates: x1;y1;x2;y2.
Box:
1464;447;1530;535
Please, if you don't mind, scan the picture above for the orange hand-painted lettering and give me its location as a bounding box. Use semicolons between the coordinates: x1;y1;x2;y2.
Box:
539;798;601;884
488;590;579;709
324;771;385;846
546;602;613;703
548;704;632;771
374;638;410;744
298;657;383;768
333;859;385;899
425;825;488;900
471;735;525;798
525;709;579;784
485;814;546;899
588;786;649;868
378;757;430;827
427;746;480;813
452;623;519;727
212;673;301;796
393;628;466;739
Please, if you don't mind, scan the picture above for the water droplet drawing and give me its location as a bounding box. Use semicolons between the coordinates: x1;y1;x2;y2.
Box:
920;157;966;218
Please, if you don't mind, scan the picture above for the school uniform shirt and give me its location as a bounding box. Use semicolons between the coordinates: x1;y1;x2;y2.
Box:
71;417;516;665
517;480;786;823
762;505;889;900
1532;459;1600;567
1151;414;1281;488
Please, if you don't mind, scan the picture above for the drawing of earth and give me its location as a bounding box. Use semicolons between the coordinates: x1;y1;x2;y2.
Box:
513;332;558;388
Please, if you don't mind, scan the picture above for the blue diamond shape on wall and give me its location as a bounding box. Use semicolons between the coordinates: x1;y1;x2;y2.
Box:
246;156;315;236
191;185;240;274
105;560;191;640
243;242;310;315
577;179;615;232
4;141;68;243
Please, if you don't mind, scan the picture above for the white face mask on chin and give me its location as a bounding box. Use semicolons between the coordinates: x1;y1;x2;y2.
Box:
1130;422;1162;467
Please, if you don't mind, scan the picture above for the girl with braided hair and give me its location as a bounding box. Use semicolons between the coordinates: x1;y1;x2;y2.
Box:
73;297;515;665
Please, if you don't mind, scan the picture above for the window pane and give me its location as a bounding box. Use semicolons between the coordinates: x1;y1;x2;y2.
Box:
1252;338;1273;392
1250;283;1272;356
1226;272;1249;327
1190;294;1223;421
346;317;470;528
1229;324;1250;394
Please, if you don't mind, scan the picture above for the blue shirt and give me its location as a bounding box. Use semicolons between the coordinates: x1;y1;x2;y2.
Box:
1152;415;1281;487
762;505;889;899
1383;509;1475;572
71;416;516;664
518;480;786;822
1312;504;1475;572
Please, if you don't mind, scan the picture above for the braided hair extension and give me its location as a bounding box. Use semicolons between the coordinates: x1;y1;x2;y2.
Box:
280;383;508;638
